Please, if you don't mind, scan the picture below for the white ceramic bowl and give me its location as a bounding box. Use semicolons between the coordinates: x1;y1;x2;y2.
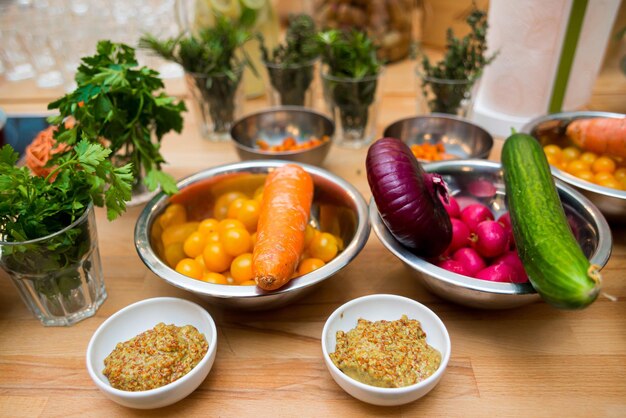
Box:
86;297;218;409
321;294;451;406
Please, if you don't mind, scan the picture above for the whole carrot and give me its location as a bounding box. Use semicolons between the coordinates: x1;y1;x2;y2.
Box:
566;117;626;158
253;164;314;290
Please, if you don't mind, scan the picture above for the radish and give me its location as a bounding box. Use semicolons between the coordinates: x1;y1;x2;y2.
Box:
439;194;460;218
471;220;509;258
452;247;486;276
447;218;471;253
437;259;470;276
461;203;494;232
497;212;515;249
476;263;518;282
493;251;528;283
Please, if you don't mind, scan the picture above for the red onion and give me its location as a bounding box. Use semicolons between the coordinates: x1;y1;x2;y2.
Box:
439;194;460;218
367;138;452;257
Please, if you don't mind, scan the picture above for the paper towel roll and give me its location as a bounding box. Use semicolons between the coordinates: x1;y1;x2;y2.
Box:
471;0;621;137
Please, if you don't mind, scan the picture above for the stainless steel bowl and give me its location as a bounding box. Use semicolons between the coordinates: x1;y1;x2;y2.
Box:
383;114;494;160
230;107;334;166
522;111;626;224
370;160;613;309
135;160;369;310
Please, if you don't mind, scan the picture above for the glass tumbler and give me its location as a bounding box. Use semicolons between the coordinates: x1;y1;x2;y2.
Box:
416;69;479;117
0;203;107;326
265;59;317;108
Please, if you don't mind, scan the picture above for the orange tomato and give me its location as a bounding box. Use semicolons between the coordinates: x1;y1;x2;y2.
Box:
615;167;626;182
230;253;253;283
561;146;581;162
164;242;186;268
543;144;562;163
175;258;203;280
253;186;264;203
579;152;598;166
162;222;199;246
303;224;316;249
236;199;261;231
298;257;326;275
198;218;219;236
218;218;246;235
183;231;207;258
593;172;614;184
220;227;252;257
227;197;247;219
239;280;256;286
159;203;187;229
202;241;234;272
309;232;338;262
214;191;247;220
565;159;590;175
202;272;228;284
591;156;617;174
575;170;594;182
596;177;622;190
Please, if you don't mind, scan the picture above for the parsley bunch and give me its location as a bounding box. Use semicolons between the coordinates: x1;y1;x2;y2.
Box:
0;141;132;280
140;16;254;134
419;7;496;114
48;41;185;195
261;14;319;106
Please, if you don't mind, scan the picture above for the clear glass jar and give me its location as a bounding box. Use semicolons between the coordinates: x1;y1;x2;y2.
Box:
416;69;480;117
0;203;107;326
264;58;317;108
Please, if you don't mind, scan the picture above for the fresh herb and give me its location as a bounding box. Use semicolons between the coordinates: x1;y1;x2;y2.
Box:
140;16;255;134
317;29;382;136
419;7;496;114
0;141;133;298
261;14;318;106
48;41;185;196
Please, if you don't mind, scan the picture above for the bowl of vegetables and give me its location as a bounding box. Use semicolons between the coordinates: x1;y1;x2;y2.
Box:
383;114;493;162
135;160;369;310
522;111;626;223
230;107;334;166
368;155;612;309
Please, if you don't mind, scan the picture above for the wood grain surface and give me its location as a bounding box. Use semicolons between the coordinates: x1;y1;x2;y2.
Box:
0;58;625;418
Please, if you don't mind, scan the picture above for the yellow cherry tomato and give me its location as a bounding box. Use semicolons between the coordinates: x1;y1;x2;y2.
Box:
159;203;187;229
236;199;261;232
175;258;203;280
565;159;590;175
218;218;246;235
614;167;626;182
309;232;338;262
239;280;256;286
230;253;253;283
253;186;264;202
594;172;614;184
223;270;236;285
579;152;597;165
546;154;561;167
195;254;206;269
298;257;326;275
206;231;221;243
250;231;258;247
596;177;621;190
575;170;594;182
198;218;219;236
202;272;228;284
561;146;581;162
214;191;247;220
543;144;562;163
202;241;234;272
304;224;316;249
591;156;617;174
183;231;207;258
227;197;247;219
164;242;186;268
161;222;199;247
220;227;252;257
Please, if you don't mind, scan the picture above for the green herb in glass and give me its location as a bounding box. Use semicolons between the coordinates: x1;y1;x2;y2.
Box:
317;29;382;135
140;16;255;134
419;7;497;114
47;41;185;196
261;14;319;106
0;141;132;306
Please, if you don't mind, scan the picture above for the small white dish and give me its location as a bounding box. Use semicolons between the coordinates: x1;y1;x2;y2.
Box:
321;294;451;406
86;297;217;409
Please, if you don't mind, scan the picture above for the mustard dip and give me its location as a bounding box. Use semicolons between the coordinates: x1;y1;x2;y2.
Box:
103;322;208;391
330;315;441;388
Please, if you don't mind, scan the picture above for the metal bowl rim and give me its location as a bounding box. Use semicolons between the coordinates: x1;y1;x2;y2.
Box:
370;159;613;297
135;160;370;299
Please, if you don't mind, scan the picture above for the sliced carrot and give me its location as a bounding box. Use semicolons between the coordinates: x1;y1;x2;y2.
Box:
252;164;314;290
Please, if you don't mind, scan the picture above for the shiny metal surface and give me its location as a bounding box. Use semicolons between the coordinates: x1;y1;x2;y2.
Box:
383;114;494;160
135;160;370;310
370;160;613;309
522;111;626;224
230;106;335;166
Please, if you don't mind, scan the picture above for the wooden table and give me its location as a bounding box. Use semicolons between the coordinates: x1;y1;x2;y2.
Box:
1;59;625;417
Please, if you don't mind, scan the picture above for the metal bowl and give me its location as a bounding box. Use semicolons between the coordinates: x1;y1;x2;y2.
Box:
230;106;334;166
522;111;626;224
370;160;612;309
383;114;494;160
135;160;369;310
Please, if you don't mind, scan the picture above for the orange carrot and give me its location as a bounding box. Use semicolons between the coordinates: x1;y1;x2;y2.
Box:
566;117;626;158
252;164;314;290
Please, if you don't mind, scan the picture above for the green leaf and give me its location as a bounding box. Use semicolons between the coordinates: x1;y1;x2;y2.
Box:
144;169;178;194
0;144;19;166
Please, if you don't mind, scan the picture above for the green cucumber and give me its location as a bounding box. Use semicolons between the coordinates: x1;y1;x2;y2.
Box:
501;133;601;309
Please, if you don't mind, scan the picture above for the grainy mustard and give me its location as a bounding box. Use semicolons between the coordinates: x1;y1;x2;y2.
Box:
103;322;208;391
330;315;441;388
